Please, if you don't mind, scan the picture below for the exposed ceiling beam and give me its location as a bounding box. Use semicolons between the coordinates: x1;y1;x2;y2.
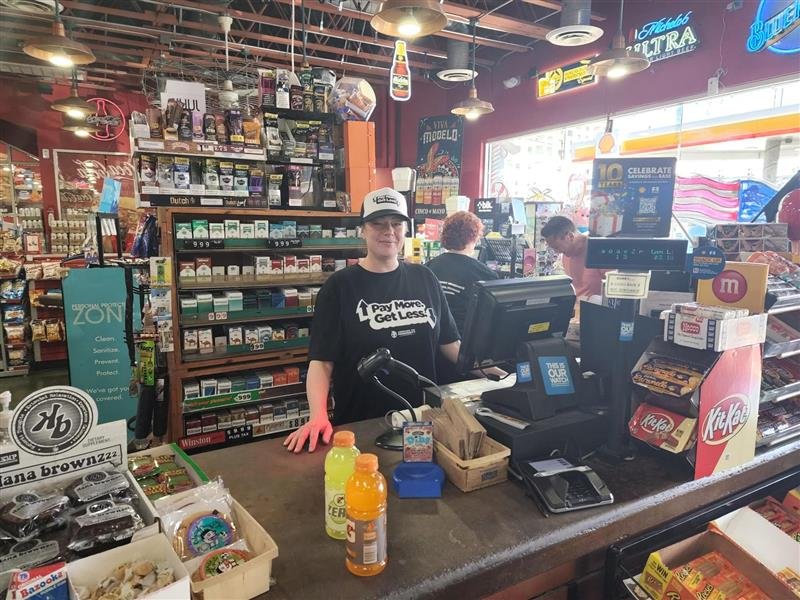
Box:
133;0;448;58
520;0;606;21
55;1;439;70
269;0;536;50
0;12;397;80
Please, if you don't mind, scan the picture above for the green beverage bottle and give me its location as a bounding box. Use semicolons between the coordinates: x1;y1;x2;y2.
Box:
325;430;360;539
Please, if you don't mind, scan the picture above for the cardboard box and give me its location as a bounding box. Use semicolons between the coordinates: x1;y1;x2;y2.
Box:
67;534;190;600
189;500;278;600
696;262;769;315
638;528;792;600
664;311;767;351
712;506;800;583
434;437;510;492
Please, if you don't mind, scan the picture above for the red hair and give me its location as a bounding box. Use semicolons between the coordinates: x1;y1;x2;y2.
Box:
441;211;484;251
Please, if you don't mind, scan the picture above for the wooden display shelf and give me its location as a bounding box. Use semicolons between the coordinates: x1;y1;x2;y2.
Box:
174;239;364;252
179;354;308;378
180;307;314;327
183;338;309;363
179;343;309;372
160;206;359;219
178;273;330;290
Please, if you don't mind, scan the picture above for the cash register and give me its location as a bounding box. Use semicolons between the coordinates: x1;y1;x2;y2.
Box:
453;276;609;461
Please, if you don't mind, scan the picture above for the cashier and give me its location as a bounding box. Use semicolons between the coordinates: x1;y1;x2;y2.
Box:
542;216;605;301
284;188;462;453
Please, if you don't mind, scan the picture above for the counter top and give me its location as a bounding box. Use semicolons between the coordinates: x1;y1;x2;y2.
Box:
193;420;800;600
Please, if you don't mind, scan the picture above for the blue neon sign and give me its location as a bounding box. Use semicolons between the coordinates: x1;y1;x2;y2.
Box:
746;0;800;54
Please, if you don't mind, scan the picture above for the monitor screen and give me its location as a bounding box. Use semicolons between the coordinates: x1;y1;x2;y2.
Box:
456;276;576;373
585;238;688;271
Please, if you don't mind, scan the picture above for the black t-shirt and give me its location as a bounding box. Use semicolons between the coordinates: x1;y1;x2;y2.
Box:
309;262;459;425
426;252;498;334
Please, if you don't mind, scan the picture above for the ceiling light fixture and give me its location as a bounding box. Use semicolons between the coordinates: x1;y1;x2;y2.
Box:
451;18;493;121
371;0;447;39
23;0;95;67
588;0;648;79
50;69;93;119
61;113;99;137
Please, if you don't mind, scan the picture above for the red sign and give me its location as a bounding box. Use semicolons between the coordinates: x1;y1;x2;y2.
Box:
680;321;701;335
700;394;750;445
86;98;126;141
710;270;748;303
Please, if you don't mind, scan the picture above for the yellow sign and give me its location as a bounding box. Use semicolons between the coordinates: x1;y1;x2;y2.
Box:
537;60;596;98
696;262;768;315
528;322;550;334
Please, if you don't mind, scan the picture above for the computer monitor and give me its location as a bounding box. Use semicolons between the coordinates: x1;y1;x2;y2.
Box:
456;276;576;374
456;275;579;421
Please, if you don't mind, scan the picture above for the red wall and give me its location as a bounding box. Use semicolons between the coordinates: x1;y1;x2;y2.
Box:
0;81;147;220
438;0;800;198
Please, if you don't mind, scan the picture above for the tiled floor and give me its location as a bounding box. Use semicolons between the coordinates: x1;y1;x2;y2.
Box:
3;365;69;407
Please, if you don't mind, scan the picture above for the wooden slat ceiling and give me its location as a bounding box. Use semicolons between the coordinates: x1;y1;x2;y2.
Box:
0;0;607;94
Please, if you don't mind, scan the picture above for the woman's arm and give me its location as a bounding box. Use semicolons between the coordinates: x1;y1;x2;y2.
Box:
283;359;334;453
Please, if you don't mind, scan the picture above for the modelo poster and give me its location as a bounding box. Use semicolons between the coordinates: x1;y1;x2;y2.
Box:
590;157;677;237
415;115;463;219
62;268;139;426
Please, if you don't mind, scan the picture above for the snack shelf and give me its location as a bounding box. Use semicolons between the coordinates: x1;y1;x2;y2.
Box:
180;307;314;327
183;381;306;414
182;338;309;363
756;422;800;448
761;381;800;405
763;339;800;360
178;273;330;290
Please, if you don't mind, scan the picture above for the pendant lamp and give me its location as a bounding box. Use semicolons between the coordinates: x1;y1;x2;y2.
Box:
61;114;99;137
23;1;95;67
371;0;448;39
51;70;94;119
588;0;648;79
451;18;493;121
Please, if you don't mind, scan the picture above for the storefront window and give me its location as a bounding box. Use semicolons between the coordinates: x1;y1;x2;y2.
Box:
485;79;800;224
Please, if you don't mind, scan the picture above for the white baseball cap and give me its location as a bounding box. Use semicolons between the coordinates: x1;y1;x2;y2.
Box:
361;187;411;223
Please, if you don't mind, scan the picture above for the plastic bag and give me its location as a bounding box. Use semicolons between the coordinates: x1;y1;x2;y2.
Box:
157;480;239;561
67;499;144;555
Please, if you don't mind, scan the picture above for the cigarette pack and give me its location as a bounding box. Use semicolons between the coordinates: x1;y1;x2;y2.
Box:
183;329;198;354
195;257;212;280
178;261;196;281
240;223;255;238
175;222;193;239
672;302;750;320
224;219;240;239
192;219;209;239
254;220;270;238
209;222;225;239
198;328;214;354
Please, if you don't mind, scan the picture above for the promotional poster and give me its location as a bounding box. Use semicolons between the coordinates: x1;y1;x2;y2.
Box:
590;157;677;237
415;115;463;219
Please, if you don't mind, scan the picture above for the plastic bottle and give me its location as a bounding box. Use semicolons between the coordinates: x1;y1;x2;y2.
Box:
325;431;360;540
345;453;387;576
0;391;12;445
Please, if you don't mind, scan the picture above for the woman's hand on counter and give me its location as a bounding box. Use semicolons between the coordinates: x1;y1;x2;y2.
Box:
283;416;333;453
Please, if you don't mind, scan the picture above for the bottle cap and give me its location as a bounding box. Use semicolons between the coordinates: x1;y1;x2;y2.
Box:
355;453;379;472
333;430;355;448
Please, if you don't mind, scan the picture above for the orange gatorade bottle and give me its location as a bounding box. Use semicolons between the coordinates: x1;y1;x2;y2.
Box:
345;453;387;576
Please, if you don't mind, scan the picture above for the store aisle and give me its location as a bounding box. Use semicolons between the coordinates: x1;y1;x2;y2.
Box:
4;366;69;406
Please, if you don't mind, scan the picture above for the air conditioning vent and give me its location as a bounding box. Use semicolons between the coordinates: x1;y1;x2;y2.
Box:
545;0;603;47
436;34;476;82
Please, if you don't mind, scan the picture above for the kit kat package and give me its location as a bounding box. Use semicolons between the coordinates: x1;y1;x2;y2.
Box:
629;402;697;454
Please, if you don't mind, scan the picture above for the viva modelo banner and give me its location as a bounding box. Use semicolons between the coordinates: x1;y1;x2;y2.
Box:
62;268;139;426
415;115;463;219
589;157;677;237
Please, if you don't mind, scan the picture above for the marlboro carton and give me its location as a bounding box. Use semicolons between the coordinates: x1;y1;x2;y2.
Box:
628;403;697;454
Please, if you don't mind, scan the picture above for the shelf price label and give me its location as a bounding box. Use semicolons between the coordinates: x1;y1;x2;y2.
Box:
250;342;265;351
225;425;253;443
181;239;224;250
214;311;228;321
265;238;302;249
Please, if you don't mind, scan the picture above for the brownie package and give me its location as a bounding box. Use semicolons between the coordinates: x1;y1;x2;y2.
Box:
0;491;69;540
67;499;144;555
64;469;132;506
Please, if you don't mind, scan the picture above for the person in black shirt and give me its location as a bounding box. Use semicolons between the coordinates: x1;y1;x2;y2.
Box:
284;188;462;453
427;211;498;334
